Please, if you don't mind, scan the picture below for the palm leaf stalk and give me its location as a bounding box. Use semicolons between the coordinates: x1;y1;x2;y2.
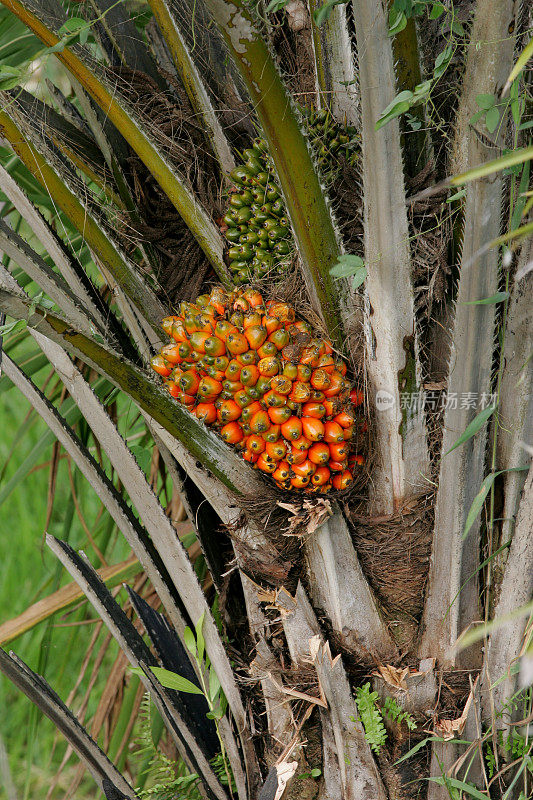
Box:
0;0;531;798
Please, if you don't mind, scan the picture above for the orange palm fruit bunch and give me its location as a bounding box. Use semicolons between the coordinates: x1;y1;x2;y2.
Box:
150;286;366;493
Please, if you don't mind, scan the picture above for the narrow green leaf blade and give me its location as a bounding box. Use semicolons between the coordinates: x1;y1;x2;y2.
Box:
444;405;496;456
463;291;509;305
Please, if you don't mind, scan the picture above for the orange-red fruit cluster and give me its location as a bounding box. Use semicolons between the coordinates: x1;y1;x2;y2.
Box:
151;287;365;493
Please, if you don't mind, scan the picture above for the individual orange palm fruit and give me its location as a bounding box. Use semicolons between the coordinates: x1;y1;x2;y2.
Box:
268;406;292;425
322;398;337;417
270;375;292;395
291;459;316;479
189;331;210;353
197;376;222;400
329;441;350;462
282;362;298;381
310;368;331;391
245;325;268;350
247;434;266;454
170;321;188;343
263;389;286;408
241;401;262;423
195;313;215;333
263;424;281;443
300;346;321;369
220;421;244;445
195;403;217;424
332;470;354;490
266;440;287;461
225;359;242;381
179;371;200;395
243;310;262;329
268;327;289;349
296;364;313;383
302;402;326;419
217;400;241;423
273;461;290;482
286;448;306;465
151;355;172;377
329;459;348;473
256;453;277;473
162;315;180;336
323;370;345;397
350;388;364;406
268;301;295;322
177;391;196;406
291;435;311;452
334;409;355;428
243;449;259;464
281;416;302;441
226;331;248;355
324;420;345;443
222;382;243;398
311;466;331;486
258;357;280;377
250;410;270;434
308;442;330;465
291;474;310;489
237;350;258;366
165;380;180;398
204;335;226;357
160;343;182;364
301;417;325;442
351;454;365;467
343;425;354;441
262;314;283;335
242;288;264;308
289;381;312;403
317;354;335;373
240;365;260;387
234;389;251;409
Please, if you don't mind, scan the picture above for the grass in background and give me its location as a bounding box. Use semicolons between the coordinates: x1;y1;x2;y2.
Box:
0;365;131;800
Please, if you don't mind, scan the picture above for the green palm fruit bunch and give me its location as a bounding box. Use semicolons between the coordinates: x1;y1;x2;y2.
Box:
220;109;359;286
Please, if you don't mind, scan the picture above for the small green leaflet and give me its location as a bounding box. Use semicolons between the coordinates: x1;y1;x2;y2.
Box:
208;667;221;703
388;8;407;36
463;466;529;539
463;291;509;305
485;106;500;133
147;666;204;695
195;612;205;663
313;0;346;27
0;65;25;91
265;0;288;13
429;2;445;19
58;17;90;45
0;319;27;336
444;404;496;456
446;188;466;203
475;93;495;110
427;776;490;800
183;626;197;656
329;254;367;289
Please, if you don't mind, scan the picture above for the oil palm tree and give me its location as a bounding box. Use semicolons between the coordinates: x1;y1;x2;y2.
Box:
0;0;531;797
